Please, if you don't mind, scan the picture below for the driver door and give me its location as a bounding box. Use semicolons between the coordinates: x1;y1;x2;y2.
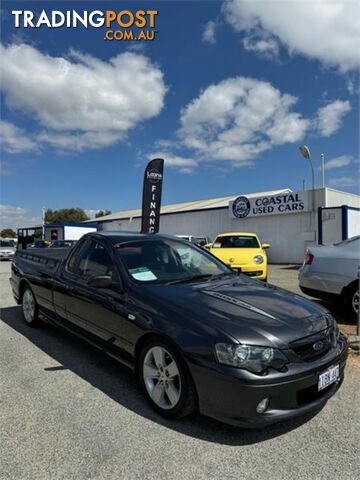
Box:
63;239;130;355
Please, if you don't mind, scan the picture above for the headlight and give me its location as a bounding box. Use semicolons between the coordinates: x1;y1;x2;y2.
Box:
253;255;264;264
215;343;288;374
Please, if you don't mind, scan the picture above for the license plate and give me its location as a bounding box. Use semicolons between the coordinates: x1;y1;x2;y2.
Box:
318;364;339;391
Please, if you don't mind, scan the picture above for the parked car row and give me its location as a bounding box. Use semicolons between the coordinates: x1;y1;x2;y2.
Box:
4;229;359;320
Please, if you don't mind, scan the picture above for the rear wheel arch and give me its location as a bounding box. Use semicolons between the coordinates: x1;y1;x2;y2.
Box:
342;279;359;319
341;279;359;299
19;279;32;302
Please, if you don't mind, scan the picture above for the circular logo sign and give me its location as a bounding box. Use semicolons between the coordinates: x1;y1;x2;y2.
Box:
146;169;162;184
232;196;251;218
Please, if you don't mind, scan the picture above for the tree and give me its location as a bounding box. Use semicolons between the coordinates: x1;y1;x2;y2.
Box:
0;228;16;238
95;210;112;218
45;208;90;224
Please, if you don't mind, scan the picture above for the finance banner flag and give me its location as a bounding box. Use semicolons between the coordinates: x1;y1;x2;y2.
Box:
141;158;164;234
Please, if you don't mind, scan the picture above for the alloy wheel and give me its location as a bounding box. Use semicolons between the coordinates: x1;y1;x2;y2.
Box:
22;289;35;324
143;346;181;410
352;289;359;315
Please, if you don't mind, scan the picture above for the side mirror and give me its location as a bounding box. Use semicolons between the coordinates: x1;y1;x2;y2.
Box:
262;243;270;250
87;275;113;288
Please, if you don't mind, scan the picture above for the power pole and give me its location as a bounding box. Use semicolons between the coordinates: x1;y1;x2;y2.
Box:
321;153;325;188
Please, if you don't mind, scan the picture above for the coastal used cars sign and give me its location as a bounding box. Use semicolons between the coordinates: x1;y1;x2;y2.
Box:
229;191;309;219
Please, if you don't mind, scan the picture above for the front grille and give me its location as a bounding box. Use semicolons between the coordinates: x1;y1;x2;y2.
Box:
230;268;262;277
290;328;334;361
245;271;263;277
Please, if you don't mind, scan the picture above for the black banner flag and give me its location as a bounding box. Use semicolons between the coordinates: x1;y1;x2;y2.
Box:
141;158;164;234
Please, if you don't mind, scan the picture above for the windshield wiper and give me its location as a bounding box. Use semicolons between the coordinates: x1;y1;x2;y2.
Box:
166;274;214;285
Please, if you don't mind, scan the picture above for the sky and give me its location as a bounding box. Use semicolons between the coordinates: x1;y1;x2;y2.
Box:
1;0;359;229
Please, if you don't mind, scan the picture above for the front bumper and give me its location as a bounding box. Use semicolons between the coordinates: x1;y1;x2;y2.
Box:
189;336;348;428
227;263;267;280
0;253;14;260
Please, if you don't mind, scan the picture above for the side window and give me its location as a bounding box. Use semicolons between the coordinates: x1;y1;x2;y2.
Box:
66;240;90;274
78;241;118;281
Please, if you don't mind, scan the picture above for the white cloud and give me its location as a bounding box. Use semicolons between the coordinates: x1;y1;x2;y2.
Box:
37;130;124;152
223;0;360;71
0;43;167;152
0;204;41;230
346;77;360;95
84;209;108;219
0;120;37;153
242;32;279;59
202;21;218;44
324;154;353;170
328;176;358;187
148;152;197;173
316;100;351;136
178;76;310;164
148;79;352;173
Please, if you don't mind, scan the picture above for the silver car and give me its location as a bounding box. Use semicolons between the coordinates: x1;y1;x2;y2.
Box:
0;239;16;261
299;236;360;319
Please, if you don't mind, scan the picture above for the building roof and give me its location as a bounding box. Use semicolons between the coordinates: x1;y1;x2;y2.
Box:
44;222;98;228
91;231;182;245
89;188;292;223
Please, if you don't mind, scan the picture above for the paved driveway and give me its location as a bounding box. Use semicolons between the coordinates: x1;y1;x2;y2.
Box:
0;261;359;480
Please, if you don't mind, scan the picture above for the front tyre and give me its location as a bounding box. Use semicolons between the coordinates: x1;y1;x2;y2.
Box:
139;340;197;419
22;287;39;327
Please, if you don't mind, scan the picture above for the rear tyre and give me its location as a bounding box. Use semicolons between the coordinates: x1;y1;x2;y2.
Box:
346;283;359;321
21;287;39;327
139;339;197;419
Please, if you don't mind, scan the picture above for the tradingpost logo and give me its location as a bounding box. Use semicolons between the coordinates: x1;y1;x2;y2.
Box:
12;9;159;42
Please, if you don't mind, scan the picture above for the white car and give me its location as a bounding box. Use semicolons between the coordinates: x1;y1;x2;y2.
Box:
299;236;360;319
0;239;16;261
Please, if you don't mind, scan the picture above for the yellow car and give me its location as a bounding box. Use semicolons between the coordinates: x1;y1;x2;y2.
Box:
209;232;270;281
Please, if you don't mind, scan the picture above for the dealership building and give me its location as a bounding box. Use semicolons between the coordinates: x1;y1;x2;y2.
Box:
90;187;360;263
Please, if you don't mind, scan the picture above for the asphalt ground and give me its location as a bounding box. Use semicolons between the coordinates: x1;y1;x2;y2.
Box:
0;261;359;480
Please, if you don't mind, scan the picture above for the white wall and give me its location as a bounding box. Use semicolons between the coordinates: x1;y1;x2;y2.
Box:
326;188;360;208
64;226;96;240
321;208;343;245
348;209;360;238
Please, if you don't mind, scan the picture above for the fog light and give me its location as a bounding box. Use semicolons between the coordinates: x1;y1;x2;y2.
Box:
256;398;269;414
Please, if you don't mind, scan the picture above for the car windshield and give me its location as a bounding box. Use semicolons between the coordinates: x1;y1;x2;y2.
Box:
116;239;232;284
0;240;14;247
213;235;259;249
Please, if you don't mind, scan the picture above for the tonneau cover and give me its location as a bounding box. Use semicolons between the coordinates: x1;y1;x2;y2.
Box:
15;248;69;271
